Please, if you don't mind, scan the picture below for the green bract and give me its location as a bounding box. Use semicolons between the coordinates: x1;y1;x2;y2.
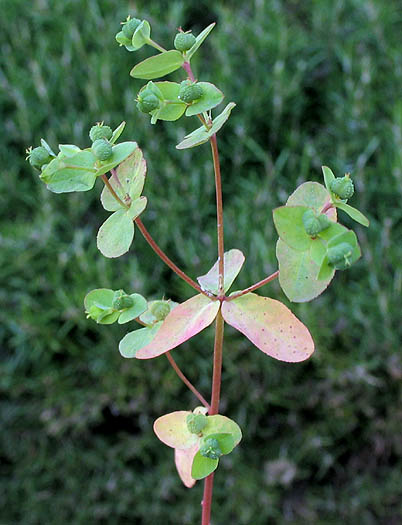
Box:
330;175;354;199
92;139;113;161
186;414;208;434
178;82;203;103
122;17;141;39
130;50;184;80
174;32;196;52
89;124;113;142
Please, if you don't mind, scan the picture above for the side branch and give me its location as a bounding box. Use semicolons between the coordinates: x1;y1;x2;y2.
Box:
166;352;210;410
226;270;279;301
135;218;210;297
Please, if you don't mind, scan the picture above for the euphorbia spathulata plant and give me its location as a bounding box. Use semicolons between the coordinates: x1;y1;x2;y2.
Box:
27;16;369;525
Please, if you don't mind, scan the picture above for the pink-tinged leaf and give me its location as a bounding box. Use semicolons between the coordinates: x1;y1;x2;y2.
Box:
135;294;220;359
175;445;198;488
153;411;199;450
197;249;245;295
221;293;314;362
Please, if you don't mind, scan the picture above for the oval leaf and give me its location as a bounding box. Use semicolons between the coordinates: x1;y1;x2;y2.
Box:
135;294;220;359
322;166;336;192
41;151;97;193
132;20;151;50
84;288;114;310
203;415;242;448
119;322;162;358
276;239;334;302
153;411;198;450
149;82;187;122
191;451;218;480
186;23;216;61
197;249;245;295
97;209;134;258
221;293;314;362
185;82;224;117
272;206;312;251
287;181;336;220
95;142;137;177
118;294;148;324
335;202;370;227
175;445;198;488
130;50;184;80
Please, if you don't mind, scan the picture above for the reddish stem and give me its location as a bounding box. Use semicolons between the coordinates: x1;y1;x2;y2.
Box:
101;174;127;209
166;352;210;410
135;218;210;297
210;134;225;297
321;201;334;214
182;61;196;81
227;270;279;301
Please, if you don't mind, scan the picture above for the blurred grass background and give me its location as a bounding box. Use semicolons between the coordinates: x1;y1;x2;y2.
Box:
1;0;401;523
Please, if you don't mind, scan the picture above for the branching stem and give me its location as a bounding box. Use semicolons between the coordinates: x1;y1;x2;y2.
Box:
227;270;279;301
166;352;210;410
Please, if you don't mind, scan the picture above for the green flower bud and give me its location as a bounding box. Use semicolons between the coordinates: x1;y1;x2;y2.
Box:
329;175;354;200
112;290;134;310
174;32;196;52
89;124;113;142
149;300;171;321
327;242;354;270
27;146;53;170
178;82;203;104
199;437;222;460
302;209;331;237
137;90;160;114
92;139;113;161
122;17;141;39
186;413;208;434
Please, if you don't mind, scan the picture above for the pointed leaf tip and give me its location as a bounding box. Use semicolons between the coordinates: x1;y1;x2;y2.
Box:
197;249;245;295
221;293;314;362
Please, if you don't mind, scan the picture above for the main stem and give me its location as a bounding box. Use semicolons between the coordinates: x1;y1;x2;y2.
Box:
201;134;225;525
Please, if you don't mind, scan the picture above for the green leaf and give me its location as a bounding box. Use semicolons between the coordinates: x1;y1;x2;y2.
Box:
328;229;361;259
119;322;162;358
197;249;245;295
84;288;114;310
130;50;184;79
272;206;312;251
276;239;334;302
131;20;151;50
203;415;242;448
201;433;234;455
116;30;135;51
110;121;126;144
41;151;97;193
118;294;148;324
322;165;336;192
317;255;334;280
335;202;370;227
287;181;336;219
186;23;216;61
96;209;135;258
309;238;327;266
139;299;178;326
95;142;137;176
175;446;198;488
185;82;224;117
148;82;187;122
221;293;314;362
58;144;81;156
176;102;236;149
40;138;56;156
153;411;199;450
135;294;220;359
126;196;147;220
191;452;218;480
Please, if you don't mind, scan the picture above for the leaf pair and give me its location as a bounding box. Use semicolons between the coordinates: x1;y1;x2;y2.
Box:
154;410;242;486
84;289;147;325
97;147;147;258
274;180;361;302
119;249;314;363
116;20;152;52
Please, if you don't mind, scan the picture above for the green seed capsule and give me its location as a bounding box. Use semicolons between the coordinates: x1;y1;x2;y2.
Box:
330;175;354;200
178;82;203;104
28;146;53;170
112;290;134;310
327;242;354;270
89;124;113;142
302;209;331;237
92;139;113;161
137;91;160;113
186;413;208;434
174;32;196;52
199;437;222;460
149;300;171;321
122;17;141;39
